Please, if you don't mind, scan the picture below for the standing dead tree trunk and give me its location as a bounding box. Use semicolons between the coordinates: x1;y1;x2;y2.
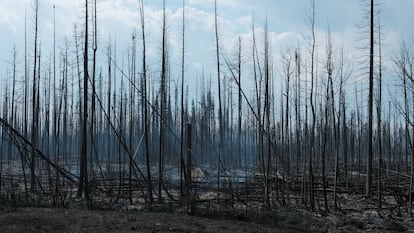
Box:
77;0;89;203
263;18;272;209
158;0;167;203
376;17;383;210
282;49;293;206
31;0;40;194
338;47;351;195
322;28;334;211
106;39;112;180
238;37;242;169
90;0;98;189
129;33;137;205
327;30;339;210
214;0;223;206
294;48;301;195
9;46;18;198
307;0;316;210
180;0;188;200
410;54;414;216
138;0;154;207
187;123;193;213
22;6;29;200
366;0;375;199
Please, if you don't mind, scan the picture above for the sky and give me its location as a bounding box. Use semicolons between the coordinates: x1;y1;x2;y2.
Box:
1;0;414;109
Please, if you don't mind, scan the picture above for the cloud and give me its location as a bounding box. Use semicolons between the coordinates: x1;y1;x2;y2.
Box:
0;0;413;103
0;0;29;32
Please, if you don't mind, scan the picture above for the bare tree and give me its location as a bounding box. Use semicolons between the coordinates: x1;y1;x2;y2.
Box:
376;16;383;210
138;0;154;206
307;0;316;210
237;36;242;169
77;0;89;202
180;0;187;200
322;28;334;211
366;0;375;198
281;48;293;204
31;0;40;193
263;18;271;208
294;48;301;189
106;38;112;178
251;14;265;178
214;0;223;205
158;0;167;203
90;0;98;184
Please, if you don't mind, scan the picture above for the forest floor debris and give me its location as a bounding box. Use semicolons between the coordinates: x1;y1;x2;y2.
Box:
1;206;414;232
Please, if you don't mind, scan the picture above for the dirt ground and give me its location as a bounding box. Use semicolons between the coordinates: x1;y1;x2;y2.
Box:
1;206;414;233
0;207;295;233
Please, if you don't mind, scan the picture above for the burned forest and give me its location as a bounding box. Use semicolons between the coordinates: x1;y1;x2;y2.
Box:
1;0;414;232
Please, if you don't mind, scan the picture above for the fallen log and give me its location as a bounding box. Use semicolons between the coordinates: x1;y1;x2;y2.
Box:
0;117;78;183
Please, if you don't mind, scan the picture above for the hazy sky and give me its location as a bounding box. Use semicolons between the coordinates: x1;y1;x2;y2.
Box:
1;0;414;103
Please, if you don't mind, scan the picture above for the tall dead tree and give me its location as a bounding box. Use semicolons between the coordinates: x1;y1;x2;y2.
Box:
264;18;271;208
308;0;316;210
77;0;89;202
376;16;383;210
366;0;374;198
10;46;17;176
90;0;98;182
251;15;265;175
158;0;167;203
138;0;153;206
237;36;242;168
106;39;112;175
403;51;410;175
52;5;59;203
129;32;137;205
325;28;339;210
409;46;414;215
339;46;350;194
294;48;301;187
214;0;223;204
322;28;333;210
281;49;293;205
180;0;187;199
31;0;40;193
22;5;29;199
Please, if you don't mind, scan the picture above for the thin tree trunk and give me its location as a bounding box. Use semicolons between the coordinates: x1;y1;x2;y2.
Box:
295;49;301;198
78;0;89;202
238;37;242;169
107;40;112;176
180;0;187;200
366;0;374;199
264;18;271;208
31;0;40;193
138;0;153;206
308;0;316;210
158;0;167;203
23;5;29;200
214;0;223;206
377;18;383;210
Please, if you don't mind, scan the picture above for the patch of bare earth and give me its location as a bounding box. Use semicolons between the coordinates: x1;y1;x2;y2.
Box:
0;207;294;233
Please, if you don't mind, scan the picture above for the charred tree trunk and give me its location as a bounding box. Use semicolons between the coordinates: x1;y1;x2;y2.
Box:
214;0;223;206
366;0;374;199
31;0;40;193
139;0;154;206
77;0;89;202
308;0;316;210
158;0;167;203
